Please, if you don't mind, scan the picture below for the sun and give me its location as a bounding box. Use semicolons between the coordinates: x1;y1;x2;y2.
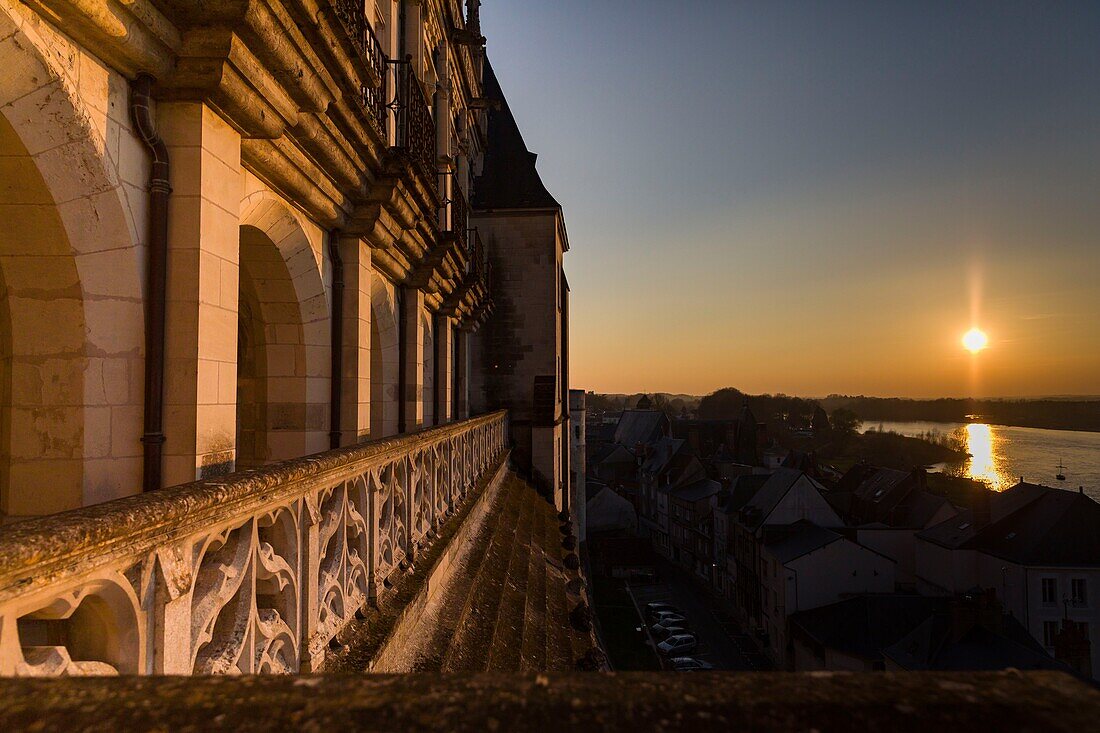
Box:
962;327;989;354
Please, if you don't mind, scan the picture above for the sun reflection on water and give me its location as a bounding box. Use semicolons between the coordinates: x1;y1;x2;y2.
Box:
964;423;1004;489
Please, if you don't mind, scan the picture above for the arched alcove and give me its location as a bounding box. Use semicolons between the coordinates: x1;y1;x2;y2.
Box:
0;102;89;516
0;5;145;515
422;310;434;428
370;277;400;439
236;193;330;467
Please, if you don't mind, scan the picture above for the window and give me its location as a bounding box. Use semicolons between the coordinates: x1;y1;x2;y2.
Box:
1043;621;1059;647
1042;577;1057;605
1072;578;1087;607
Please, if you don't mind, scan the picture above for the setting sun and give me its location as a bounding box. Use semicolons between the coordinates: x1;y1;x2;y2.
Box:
962;327;989;354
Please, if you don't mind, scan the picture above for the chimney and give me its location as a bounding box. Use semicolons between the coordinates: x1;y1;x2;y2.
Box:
950;589;1002;642
973;488;992;529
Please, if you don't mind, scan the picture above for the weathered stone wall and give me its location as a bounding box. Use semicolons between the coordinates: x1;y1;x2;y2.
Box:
0;671;1096;731
471;209;567;504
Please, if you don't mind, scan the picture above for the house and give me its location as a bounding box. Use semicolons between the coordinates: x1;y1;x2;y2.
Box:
790;595;948;671
638;438;705;556
730;469;844;630
612;409;670;449
916;482;1100;679
828;465;958;587
668;478;723;581
789;591;1069;674
586;484;638;536
713;474;772;604
883;591;1073;674
758;521;896;666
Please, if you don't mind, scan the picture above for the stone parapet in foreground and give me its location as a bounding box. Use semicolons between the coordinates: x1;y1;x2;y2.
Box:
0;671;1095;732
0;412;508;675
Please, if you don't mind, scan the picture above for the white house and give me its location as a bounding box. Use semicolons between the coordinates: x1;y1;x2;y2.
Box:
760;521;896;666
916;482;1100;679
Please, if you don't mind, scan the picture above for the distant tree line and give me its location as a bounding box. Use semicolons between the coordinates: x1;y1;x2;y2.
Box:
590;388;1100;435
585;392;699;418
819;396;1100;433
697;388;819;425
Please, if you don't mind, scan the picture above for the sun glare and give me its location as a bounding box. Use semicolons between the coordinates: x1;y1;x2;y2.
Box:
962;327;988;354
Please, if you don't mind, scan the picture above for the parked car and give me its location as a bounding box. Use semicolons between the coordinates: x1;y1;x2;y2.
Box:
657;634;697;656
649;625;688;642
652;610;687;626
670;657;714;672
644;602;681;621
651;613;688;628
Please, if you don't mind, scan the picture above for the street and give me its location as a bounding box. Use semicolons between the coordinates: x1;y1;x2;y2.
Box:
626;561;770;671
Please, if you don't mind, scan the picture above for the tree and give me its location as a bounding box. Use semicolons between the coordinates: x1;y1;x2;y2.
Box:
830;408;861;436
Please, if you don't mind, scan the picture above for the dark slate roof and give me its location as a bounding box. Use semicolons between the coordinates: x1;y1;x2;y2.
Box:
471;60;560;211
641;437;686;476
763;521;844;565
902;491;954;529
781;450;817;475
721;474;771;514
883;612;1069;673
586;486;638;534
833;465;954;529
790;595;948;662
585;479;609;504
598;444;636;467
742;469;807;529
852;468;912;508
613;410;668;448
918;482;1100;566
670;478;723;503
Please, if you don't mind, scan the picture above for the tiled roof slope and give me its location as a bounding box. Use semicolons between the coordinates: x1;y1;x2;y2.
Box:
472;60;560;211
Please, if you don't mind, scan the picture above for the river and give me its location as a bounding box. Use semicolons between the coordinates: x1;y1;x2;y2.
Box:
860;420;1100;502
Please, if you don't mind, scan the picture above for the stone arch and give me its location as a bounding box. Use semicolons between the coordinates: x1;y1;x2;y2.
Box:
236;192;330;467
0;4;145;517
421;309;434;428
16;577;143;675
370;276;399;439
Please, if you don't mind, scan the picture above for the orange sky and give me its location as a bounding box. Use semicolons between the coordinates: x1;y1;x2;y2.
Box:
484;4;1100;399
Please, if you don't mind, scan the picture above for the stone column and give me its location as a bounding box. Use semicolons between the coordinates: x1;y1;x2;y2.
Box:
159;102;242;486
399;286;424;432
338;236;372;445
434;314;453;422
455;328;469;420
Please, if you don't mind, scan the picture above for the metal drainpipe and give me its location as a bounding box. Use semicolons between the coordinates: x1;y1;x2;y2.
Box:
328;229;344;450
398;0;407;61
130;74;170;493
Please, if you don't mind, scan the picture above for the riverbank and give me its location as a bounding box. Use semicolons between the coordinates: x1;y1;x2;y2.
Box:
861;420;1100;501
822;396;1100;434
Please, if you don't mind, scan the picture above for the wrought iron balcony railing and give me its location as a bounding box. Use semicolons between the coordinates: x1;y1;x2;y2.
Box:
467;227;490;288
440;172;470;252
0;412;508;676
333;0;387;133
387;56;437;181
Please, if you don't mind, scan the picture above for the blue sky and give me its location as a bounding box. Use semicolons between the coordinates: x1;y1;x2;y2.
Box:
480;1;1100;397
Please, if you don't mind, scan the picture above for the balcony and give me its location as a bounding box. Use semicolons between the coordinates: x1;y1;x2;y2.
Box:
332;0;387;133
441;173;471;254
387;57;437;184
0;413;508;676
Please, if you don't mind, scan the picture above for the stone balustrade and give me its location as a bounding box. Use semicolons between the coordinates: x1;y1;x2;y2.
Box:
0;412;508;677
